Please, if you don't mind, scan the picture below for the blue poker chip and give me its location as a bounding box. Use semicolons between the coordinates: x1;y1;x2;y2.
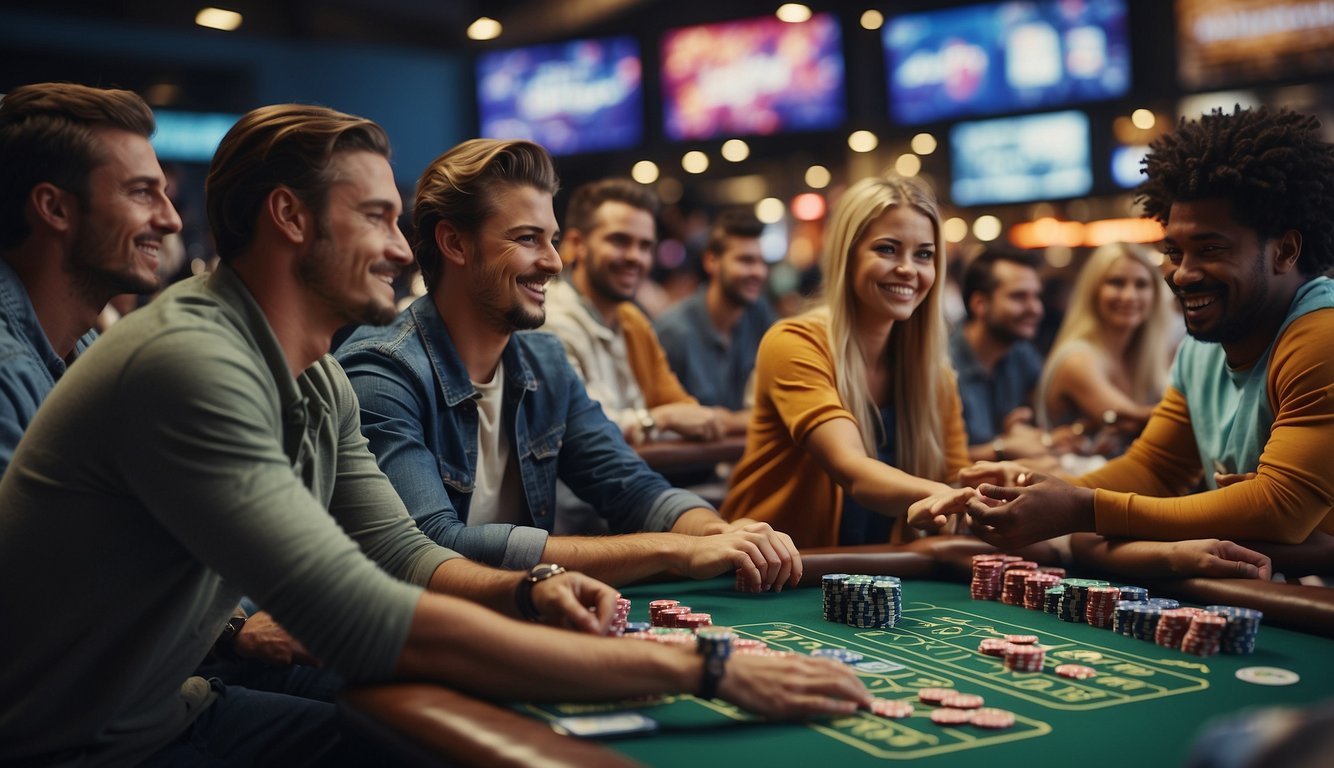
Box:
1148;597;1180;610
812;648;864;664
623;622;651;633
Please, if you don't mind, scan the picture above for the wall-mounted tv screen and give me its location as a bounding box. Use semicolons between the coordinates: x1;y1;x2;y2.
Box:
476;35;643;156
951;110;1092;206
661;13;845;142
1175;0;1334;90
151;111;240;163
885;0;1130;125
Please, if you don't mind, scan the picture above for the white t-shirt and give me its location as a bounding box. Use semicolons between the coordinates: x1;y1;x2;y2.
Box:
466;360;525;526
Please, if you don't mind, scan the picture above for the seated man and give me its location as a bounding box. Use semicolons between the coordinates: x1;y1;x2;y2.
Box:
0;103;869;766
655;208;776;435
0;82;181;475
544;177;725;444
963;106;1334;564
337;139;798;589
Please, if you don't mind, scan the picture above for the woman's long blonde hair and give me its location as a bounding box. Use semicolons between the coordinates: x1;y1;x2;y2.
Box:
815;175;951;481
1047;242;1173;404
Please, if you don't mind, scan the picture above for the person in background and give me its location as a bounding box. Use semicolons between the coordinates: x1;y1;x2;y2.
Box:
965;107;1334;569
655;208;777;434
949;248;1080;465
0;103;870;766
337;138;800;590
720;175;976;548
1036;241;1177;456
0;82;181;475
545;178;725;445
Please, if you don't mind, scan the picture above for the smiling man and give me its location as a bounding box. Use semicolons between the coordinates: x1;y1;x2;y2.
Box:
655;208;776;435
544;177;726;444
337;139;802;589
0;82;181;475
964;106;1334;550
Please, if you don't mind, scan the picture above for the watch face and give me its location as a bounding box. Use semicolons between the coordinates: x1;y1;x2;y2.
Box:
530;563;565;581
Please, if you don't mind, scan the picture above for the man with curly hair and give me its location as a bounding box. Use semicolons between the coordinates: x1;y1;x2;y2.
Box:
964;106;1334;562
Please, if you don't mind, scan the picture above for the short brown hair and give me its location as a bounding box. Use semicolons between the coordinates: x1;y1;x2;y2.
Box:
205;104;390;262
704;208;765;257
412;138;559;292
563;177;658;235
0;82;156;250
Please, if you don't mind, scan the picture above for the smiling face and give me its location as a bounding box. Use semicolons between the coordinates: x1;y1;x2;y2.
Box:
978;259;1043;343
850;204;938;327
465;182;562;333
67;128;181;297
1096;255;1155;332
573;200;656;305
298;150;412;326
708;234;768;307
1161;198;1276;347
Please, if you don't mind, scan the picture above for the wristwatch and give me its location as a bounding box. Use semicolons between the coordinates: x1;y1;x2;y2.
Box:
634;408;657;444
212;615;247;660
515;563;567;621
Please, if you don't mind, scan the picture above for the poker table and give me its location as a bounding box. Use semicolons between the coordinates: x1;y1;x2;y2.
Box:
339;542;1334;767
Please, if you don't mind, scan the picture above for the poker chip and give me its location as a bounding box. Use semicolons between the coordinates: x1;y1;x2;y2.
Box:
656;606;692;628
978;638;1010;657
917;687;954;705
1182;613;1227;657
870;699;915;719
648;599;679;625
1131;604;1163;642
930;707;975;726
1235;666;1298;686
1001;569;1037;606
1003;634;1038;645
1207;605;1263;654
677;613;713;630
941;693;985;709
1003;643;1045;673
1054;664;1097;680
970;707;1016;729
623;621;650;633
1085;586;1121;629
1155;608;1199;649
1112;601;1139;636
1023;573;1062;610
821;574;850;622
1148;597;1180;610
812;648;864;664
970;559;1005;601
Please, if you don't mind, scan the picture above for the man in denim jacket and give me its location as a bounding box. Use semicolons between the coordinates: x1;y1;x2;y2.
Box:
338;139;801;589
0;82;181;475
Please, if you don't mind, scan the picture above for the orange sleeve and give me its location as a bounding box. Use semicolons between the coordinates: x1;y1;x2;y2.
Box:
618;302;697;408
762;318;856;445
1087;310;1334;543
940;371;971;480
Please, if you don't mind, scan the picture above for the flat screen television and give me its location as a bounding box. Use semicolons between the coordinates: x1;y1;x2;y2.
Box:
1176;0;1334;90
660;12;845;141
476;35;643;156
950;110;1092;206
885;0;1130;125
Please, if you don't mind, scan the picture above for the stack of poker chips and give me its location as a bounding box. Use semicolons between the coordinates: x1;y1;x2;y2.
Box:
1112;600;1140;636
1001;569;1036;606
1118;586;1150;603
1155;607;1203;649
1131;604;1163;641
1149;597;1181;610
608;597;632;636
677;613;713;630
1084;586;1122;629
1043;585;1065;614
1002;641;1045;673
649;599;680;626
823;573;901;628
970;556;1006;601
1181;612;1228;656
1023;573;1062;610
1206;605;1264;654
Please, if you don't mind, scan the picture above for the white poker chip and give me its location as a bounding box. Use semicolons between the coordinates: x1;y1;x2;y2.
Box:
1235;666;1300;686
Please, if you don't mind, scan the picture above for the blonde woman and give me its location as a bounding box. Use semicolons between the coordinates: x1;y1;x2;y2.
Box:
720;176;974;547
1036;242;1176;454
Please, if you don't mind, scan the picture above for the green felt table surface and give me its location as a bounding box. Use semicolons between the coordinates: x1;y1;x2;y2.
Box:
520;577;1333;767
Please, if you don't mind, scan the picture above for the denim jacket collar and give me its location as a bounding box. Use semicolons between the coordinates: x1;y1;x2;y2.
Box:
406;295;539;408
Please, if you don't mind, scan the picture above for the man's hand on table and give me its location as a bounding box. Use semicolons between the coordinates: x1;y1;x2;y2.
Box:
677;520;802;592
717;653;873;719
651;402;725;442
234;610;319;666
530;570;620;634
1169;539;1272;581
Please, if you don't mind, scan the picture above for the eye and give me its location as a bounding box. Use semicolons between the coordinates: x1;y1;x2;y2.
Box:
1161;247;1182;264
914;248;935;261
873;243;896;256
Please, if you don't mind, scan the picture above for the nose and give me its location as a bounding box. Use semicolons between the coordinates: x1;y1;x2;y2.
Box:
539;240;562;274
155;193;183;235
386;224;412;265
1170;253;1202;288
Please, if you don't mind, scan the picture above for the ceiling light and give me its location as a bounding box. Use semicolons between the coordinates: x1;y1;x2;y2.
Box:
467;17;502;41
195;7;242;31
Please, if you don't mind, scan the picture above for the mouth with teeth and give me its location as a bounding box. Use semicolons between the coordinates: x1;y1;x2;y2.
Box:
881;284;915;300
134;237;162;269
518;275;549;302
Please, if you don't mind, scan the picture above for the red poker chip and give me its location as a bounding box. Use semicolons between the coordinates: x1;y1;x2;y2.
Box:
930;707;975;725
970;707;1016;729
978;638;1010;656
1054;664;1098;680
941;693;985;709
917;687;954;704
870;699;915;719
1004;634;1039;644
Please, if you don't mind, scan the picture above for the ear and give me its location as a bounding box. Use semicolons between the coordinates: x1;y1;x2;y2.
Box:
702;249;720;278
265;186;312;245
28;183;77;235
435;220;470;267
967;289;988;320
560;229;585;269
1272;229;1302;275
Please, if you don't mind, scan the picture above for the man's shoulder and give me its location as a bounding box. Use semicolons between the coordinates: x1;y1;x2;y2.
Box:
654;294;707;339
511;329;569;364
335;306;421;363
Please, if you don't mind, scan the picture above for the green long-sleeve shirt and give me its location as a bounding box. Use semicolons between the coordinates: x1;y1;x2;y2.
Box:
0;266;458;766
